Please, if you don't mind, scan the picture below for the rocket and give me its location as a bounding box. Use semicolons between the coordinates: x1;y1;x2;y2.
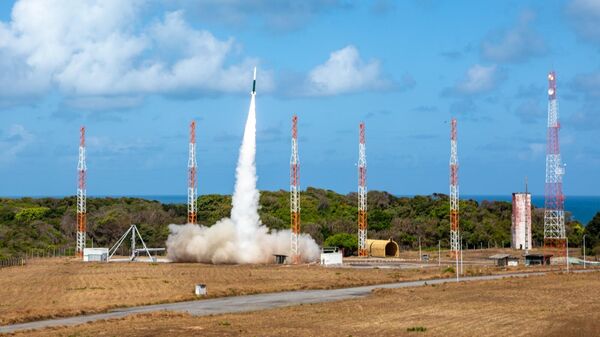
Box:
252;67;257;94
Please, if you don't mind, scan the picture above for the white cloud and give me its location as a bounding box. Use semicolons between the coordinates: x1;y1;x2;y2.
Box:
172;0;351;31
302;45;392;96
572;71;600;99
452;64;499;95
518;142;545;161
569;71;600;131
566;0;600;44
0;124;34;164
480;10;547;63
515;98;544;124
0;0;272;107
65;96;143;111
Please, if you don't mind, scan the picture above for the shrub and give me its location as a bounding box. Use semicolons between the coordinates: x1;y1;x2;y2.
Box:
15;207;50;223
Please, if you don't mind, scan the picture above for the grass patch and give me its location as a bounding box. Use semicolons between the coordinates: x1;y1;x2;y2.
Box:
443;266;455;274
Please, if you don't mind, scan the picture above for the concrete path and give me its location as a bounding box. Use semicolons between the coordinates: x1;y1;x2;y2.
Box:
0;270;587;334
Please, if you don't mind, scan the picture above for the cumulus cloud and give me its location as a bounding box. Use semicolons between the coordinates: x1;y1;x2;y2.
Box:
569;70;600;130
0;124;34;164
448;64;500;96
572;71;600;99
0;0;272;108
480;10;547;63
566;0;600;44
174;0;351;31
515;98;545;124
300;45;394;96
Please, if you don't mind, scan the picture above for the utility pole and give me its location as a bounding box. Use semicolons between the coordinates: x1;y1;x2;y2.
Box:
455;247;459;282
460;235;464;275
418;236;422;261
583;234;587;269
566;237;569;273
438;240;441;266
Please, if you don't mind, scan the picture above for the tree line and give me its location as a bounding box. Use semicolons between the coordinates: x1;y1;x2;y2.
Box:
0;188;594;259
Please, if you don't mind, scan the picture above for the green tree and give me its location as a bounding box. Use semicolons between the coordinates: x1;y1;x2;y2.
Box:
324;233;357;256
585;212;600;256
15;207;50;223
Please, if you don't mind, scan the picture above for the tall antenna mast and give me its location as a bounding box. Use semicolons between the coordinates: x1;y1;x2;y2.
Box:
76;126;87;258
450;118;460;257
544;71;566;251
358;122;368;257
188;120;198;224
290;115;300;263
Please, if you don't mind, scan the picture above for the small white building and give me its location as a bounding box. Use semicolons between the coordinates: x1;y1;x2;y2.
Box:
320;247;343;266
512;193;532;250
83;248;109;262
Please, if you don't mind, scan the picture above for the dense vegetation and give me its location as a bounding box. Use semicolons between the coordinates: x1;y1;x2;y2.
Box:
0;187;591;258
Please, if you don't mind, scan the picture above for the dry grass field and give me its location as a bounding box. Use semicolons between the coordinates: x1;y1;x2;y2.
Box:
9;271;599;337
0;257;464;325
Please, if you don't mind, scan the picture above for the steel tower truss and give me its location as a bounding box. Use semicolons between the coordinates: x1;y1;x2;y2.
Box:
544;71;566;249
290;115;300;263
188;121;198;224
450;119;460;257
358;122;368;257
76;127;87;258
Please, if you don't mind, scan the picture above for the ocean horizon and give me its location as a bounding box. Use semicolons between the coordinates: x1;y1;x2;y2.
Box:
5;193;599;225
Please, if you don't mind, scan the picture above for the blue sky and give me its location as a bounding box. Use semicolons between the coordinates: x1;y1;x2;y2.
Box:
0;0;599;197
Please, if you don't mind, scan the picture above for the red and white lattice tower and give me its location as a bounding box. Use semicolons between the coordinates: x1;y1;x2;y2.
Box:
358;122;368;257
544;71;566;250
449;118;459;257
187;121;198;224
76;126;87;258
290;115;300;263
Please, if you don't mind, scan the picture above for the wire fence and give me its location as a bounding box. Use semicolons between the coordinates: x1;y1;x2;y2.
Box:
0;256;25;268
0;247;77;269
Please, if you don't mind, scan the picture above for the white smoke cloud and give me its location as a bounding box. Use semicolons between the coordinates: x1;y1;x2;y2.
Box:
166;83;320;264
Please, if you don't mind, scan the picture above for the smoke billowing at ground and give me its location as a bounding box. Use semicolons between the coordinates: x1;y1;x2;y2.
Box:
166;89;320;264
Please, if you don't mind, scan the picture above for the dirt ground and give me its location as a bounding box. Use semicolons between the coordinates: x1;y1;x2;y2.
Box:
0;257;463;325
7;271;599;337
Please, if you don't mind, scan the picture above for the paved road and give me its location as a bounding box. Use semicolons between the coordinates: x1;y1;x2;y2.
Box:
0;270;589;334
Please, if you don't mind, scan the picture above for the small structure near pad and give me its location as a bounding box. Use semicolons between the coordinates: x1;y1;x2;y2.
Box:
366;239;399;258
320;247;343;266
83;248;108;262
109;225;161;262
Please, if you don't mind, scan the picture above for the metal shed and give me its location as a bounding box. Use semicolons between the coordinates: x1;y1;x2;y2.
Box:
83;248;109;262
489;254;519;267
525;253;553;266
366;239;399;258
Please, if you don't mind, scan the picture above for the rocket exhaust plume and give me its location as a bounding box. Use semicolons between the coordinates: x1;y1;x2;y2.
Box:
166;68;319;264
